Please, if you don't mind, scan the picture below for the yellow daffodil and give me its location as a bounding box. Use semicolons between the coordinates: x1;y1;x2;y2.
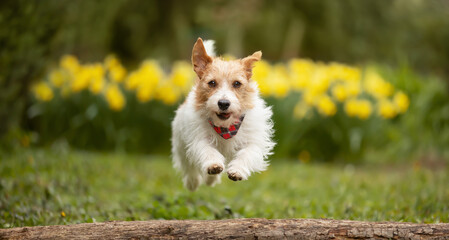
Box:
136;84;153;103
104;84;125;111
49;70;65;88
169;61;195;94
127;60;163;102
345;81;360;97
271;64;290;97
155;80;180;105
60;55;80;74
289;59;314;90
252;60;272;96
125;72;141;91
356;100;372;120
104;55;120;69
33;82;54;102
104;54;127;83
109;64;127;83
330;64;361;82
315;95;337;116
344;99;372;119
331;84;347;102
364;70;394;98
71;67;91;92
303;90;318;106
393;91;409;113
89;78;105;94
378;100;397;119
310;65;330;94
343;66;361;82
88;64;105;94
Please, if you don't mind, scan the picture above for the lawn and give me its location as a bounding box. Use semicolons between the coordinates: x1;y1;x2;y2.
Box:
1;148;448;228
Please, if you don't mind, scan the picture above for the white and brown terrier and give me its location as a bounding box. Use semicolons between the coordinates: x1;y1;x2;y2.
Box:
171;38;275;191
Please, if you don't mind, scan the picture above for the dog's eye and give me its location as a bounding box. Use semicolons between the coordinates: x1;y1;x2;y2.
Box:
208;80;217;88
232;81;242;88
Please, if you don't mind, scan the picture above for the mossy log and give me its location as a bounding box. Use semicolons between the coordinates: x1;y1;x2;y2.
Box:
1;218;449;239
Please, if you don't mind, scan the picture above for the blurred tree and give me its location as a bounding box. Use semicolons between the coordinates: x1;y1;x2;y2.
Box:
0;0;59;144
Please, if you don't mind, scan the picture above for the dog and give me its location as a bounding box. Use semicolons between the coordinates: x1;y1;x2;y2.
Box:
171;38;275;191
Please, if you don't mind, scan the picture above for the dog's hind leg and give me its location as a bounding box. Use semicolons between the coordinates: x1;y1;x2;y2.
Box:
174;149;202;191
183;170;202;191
172;136;202;191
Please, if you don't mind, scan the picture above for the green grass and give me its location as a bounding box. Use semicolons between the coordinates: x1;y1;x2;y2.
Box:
1;148;448;228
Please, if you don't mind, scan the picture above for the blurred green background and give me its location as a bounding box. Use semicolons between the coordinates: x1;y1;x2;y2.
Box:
1;0;449;227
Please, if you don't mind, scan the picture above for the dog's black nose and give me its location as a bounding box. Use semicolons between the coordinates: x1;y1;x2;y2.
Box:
218;99;230;110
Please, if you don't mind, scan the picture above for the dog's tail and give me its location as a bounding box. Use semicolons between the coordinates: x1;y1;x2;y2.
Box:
203;40;216;57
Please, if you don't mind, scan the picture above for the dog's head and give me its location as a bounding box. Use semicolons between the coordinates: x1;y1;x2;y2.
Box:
192;38;261;127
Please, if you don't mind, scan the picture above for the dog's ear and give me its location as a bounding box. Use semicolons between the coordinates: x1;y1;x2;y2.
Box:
241;51;262;79
192;38;213;79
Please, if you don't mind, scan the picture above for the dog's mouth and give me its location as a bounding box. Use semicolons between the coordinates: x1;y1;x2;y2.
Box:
216;112;231;120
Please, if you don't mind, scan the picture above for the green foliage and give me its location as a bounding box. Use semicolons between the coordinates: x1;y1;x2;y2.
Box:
271;94;379;161
271;64;449;161
1;149;448;227
31;92;175;153
375;63;449;160
0;1;57;143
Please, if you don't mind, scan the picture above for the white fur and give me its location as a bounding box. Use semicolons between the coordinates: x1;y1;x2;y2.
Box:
171;80;275;191
202;40;216;57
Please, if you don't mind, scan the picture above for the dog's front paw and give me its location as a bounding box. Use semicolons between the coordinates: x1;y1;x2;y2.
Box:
207;164;223;175
227;171;243;181
226;163;249;181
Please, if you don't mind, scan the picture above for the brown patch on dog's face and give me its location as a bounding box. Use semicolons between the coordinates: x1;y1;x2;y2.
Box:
194;74;219;110
225;66;255;110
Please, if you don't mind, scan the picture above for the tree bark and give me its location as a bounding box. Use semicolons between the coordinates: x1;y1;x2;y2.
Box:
1;218;448;240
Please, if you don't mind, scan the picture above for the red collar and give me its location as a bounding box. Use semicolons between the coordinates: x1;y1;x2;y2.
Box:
208;115;245;140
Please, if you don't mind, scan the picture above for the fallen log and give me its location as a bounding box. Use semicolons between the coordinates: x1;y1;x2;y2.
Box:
1;218;449;239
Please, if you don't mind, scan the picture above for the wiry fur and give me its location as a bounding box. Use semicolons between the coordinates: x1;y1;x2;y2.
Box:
172;38;275;191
